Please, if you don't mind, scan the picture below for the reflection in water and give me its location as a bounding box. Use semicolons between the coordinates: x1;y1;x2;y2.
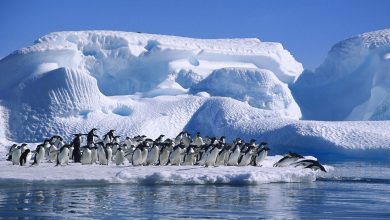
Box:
0;181;389;219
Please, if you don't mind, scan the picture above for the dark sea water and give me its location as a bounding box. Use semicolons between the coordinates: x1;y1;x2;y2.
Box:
0;162;390;219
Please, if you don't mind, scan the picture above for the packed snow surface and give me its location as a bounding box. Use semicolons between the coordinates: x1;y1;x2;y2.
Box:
0;30;390;161
0;156;330;185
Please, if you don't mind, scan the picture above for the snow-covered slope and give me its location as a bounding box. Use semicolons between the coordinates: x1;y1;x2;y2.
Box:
293;29;390;120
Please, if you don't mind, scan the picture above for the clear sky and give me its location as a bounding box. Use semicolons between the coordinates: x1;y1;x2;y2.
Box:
0;0;389;70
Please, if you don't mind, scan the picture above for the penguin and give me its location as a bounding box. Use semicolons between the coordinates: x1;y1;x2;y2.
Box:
19;149;31;166
43;139;51;160
192;132;204;147
154;134;165;143
174;132;184;146
6;144;17;161
140;142;149;165
48;143;58;163
219;136;226;145
145;143;160;165
132;145;144;166
215;145;230;166
205;144;222;167
254;143;270;166
90;145;98;164
104;130;116;144
182;132;191;147
292;159;327;172
71;134;83;163
183;145;197;165
196;145;211;166
158;143;172;166
238;146;255;166
115;147;125;166
169;144;185;165
80;146;92;165
105;144;113;165
32;144;45;166
84;128;99;144
226;144;241;166
97;143;108;165
11;145;22;165
273;152;304;167
124;145;136;164
56;145;70;166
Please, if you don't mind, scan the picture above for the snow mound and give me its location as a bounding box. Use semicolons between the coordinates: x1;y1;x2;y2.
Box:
0;156;327;185
191;68;301;119
293;29;390;120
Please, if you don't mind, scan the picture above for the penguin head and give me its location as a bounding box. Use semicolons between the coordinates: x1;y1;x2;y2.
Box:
24;149;31;154
196;132;200;136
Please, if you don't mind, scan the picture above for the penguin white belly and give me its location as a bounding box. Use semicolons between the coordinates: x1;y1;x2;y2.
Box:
44;144;51;160
115;151;125;166
49;146;58;162
141;149;148;165
197;150;209;166
159;150;170;166
215;150;229;166
81;149;92;165
227;150;240;166
132;149;143;166
35;148;45;165
255;151;268;166
238;153;252;166
58;149;70;165
98;148;107;165
106;148;113;165
146;146;160;165
12;149;21;165
91;149;98;164
183;154;197;165
169;149;182;165
205;149;219;167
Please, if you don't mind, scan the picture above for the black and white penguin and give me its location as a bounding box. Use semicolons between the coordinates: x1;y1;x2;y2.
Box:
226;144;241;166
238;146;255;166
56;145;70;166
80;146;92;165
84;128;99;144
273;152;304;167
254;143;270;166
89;143;98;164
124;145;136;164
97;143;108;165
48;143;58;163
71;134;83;163
174;132;184;146
19;149;31;166
115;147;125;166
183;145;198;165
169;143;185;165
43;139;51;160
132;145;144;166
104;130;116;144
205;144;222;167
11;145;22;165
215;145;230;166
154;135;165;143
158;143;173;166
192;132;204;147
292;159;327;172
140;142;149;165
145;142;160;165
32;144;45;166
6;144;18;161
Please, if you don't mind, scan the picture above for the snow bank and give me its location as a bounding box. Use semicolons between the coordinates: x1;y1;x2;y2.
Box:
293;29;390;120
191;68;301;118
0;156;328;185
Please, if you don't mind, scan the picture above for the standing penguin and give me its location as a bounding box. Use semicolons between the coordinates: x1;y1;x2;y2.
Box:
80;146;92;165
215;145;230;166
19;149;31;166
84;128;99;144
11;145;23;165
32;144;45;166
205;144;222;167
132;145;144;166
254;143;270;166
146;143;160;165
6;144;17;161
48;143;58;163
56;145;70;166
90;144;98;164
226;144;241;166
192;132;204;147
158;143;173;166
183;145;197;165
169;144;185;165
71;134;83;163
238;146;255;166
115;147;125;166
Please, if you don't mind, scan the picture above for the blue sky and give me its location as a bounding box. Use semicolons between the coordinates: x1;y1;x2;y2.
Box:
0;0;389;70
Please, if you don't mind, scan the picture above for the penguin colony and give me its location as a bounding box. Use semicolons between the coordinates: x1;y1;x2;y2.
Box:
5;129;326;172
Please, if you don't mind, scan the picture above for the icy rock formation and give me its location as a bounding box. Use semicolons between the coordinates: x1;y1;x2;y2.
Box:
191;68;301;118
293;29;390;120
